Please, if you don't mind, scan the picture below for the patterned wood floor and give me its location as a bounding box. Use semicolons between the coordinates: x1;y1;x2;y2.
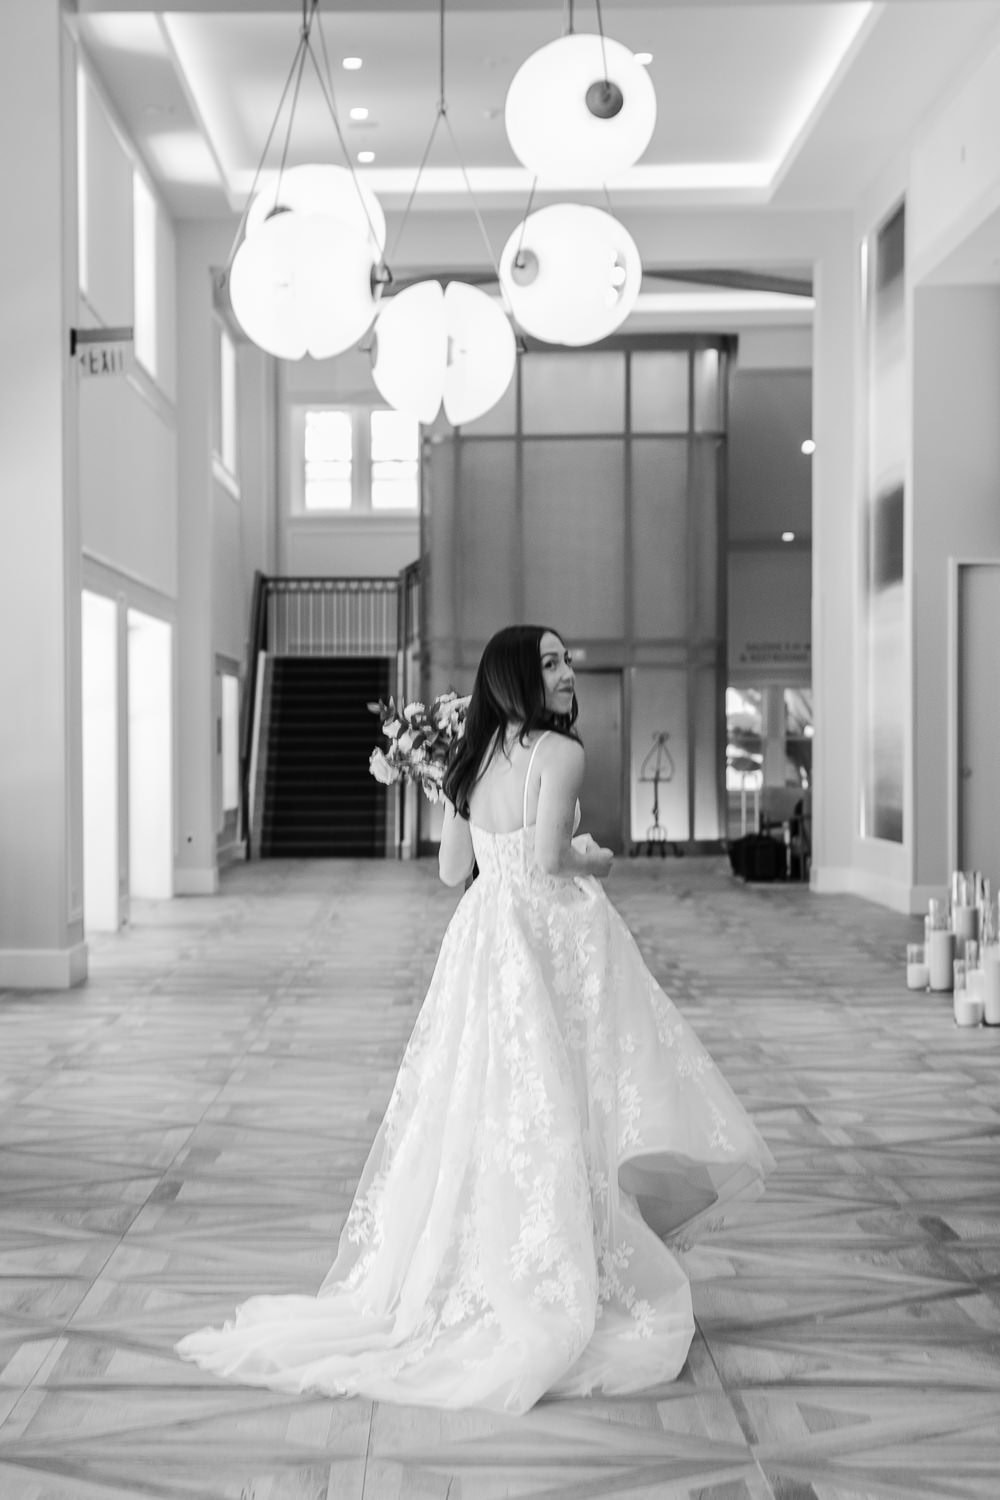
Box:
1;856;999;1499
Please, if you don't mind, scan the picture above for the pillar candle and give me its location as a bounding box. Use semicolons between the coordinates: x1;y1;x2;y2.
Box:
928;929;955;991
983;947;1000;1026
952;904;979;959
954;990;984;1026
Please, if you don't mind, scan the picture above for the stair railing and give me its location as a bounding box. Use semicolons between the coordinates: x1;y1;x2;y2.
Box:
239;570;268;849
239;569;422;858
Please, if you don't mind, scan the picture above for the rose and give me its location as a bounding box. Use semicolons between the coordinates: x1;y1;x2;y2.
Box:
369;747;400;786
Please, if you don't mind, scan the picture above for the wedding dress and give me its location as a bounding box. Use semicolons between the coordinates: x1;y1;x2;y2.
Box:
177;733;774;1413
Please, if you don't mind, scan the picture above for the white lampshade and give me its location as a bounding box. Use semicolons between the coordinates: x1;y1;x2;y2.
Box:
505;33;656;184
498;204;641;346
372;281;516;427
371;282;447;424
229;209;379;361
442;281;516;426
246;162;386;252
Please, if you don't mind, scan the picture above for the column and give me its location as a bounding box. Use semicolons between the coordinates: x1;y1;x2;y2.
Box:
810;220;860;892
0;0;86;988
174;226;225;894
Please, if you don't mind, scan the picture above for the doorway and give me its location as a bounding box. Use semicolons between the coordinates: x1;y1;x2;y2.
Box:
573;670;624;852
81;590;119;931
127;609;173;899
957;562;1000;886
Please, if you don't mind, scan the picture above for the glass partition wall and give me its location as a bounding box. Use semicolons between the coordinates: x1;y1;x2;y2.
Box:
422;337;732;853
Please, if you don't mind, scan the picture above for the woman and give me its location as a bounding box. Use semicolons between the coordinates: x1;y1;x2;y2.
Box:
178;625;773;1413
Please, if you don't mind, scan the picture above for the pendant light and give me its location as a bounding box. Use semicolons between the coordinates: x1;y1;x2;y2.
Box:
504;3;655;184
372;280;516;426
226;1;387;361
498;204;641;346
369;0;516;426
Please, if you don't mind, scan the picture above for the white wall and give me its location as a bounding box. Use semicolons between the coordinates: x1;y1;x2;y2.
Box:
0;1;87;988
911;285;1000;890
77;62;179;599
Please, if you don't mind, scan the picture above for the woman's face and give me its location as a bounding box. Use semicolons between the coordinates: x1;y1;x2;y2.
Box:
539;631;575;715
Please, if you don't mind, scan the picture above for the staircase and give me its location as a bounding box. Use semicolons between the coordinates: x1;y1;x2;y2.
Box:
260;657;390;857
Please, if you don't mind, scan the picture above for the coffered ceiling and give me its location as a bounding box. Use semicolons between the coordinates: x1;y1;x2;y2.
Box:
73;1;1000;317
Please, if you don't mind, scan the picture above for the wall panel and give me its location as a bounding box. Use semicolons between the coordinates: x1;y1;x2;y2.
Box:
631;439;688;639
79;379;177;597
522;440;625;639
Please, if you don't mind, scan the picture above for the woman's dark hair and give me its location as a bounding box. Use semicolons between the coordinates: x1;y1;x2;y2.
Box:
443;624;580;819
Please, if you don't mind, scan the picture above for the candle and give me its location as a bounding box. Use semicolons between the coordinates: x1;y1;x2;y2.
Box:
905;942;928;990
983;947;1000;1026
928;929;955;991
954;991;984;1026
953;904;979;958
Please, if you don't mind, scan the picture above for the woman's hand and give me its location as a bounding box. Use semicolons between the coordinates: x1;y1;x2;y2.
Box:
572;834;614;880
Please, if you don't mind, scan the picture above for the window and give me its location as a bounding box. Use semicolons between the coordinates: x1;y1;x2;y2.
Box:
304;410;353;510
133;172;158;378
370;410;419;510
297;407;420;513
212;320;238;481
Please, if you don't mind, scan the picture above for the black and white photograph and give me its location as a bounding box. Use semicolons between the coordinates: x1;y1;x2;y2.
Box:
2;1;1000;1496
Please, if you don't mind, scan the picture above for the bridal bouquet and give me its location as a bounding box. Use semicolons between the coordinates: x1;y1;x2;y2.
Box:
368;691;470;804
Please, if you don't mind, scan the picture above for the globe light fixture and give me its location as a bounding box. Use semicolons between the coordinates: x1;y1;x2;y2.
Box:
498;203;641;346
372;280;516;426
504;33;656;184
230;210;380;361
244;163;385;253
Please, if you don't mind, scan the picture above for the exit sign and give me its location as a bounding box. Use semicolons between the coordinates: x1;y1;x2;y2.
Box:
70;326;134;378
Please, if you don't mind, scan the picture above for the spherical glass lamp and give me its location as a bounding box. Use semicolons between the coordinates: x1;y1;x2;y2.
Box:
442;281;516;426
245;162;386;252
371;282;447;424
498;204;641;346
229;209;379;361
372;281;516;426
505;33;656;184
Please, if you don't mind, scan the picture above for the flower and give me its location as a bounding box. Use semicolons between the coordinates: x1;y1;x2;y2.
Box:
369;747;399;786
368;690;469;803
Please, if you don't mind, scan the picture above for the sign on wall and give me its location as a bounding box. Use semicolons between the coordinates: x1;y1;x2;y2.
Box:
71;326;134;379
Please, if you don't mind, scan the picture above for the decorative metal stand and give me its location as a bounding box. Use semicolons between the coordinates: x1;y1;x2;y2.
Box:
631;731;682;857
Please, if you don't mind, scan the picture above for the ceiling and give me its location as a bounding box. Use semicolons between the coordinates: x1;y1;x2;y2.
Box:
74;0;1000;320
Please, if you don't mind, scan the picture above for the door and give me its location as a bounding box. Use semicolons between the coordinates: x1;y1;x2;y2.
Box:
572;671;624;853
81;590;119;931
958;563;1000;885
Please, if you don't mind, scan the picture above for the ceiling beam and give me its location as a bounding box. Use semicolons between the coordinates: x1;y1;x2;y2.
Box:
76;0;919;11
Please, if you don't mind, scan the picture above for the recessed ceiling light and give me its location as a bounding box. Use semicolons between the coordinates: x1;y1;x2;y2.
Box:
358;151;375;164
781;531;796;543
349;106;369;122
801;439;816;455
634;51;653;65
342;57;363;71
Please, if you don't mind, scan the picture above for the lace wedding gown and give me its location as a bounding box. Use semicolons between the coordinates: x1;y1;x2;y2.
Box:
178;735;774;1413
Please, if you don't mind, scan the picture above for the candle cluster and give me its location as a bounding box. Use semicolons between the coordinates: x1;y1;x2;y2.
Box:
907;871;1000;1028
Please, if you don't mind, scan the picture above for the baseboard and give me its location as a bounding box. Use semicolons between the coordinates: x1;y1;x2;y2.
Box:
173;866;220;896
811;865;936;916
217;840;246;869
0;942;88;991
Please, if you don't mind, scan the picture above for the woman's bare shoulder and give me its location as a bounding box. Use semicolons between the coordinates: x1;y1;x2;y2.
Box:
538;732;584;772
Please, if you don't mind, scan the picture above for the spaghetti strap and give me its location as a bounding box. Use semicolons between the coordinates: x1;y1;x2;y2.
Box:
522;731;551;829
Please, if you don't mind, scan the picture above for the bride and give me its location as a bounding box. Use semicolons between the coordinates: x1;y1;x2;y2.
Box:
177;624;774;1413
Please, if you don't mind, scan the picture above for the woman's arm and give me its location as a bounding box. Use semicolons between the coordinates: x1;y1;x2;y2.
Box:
438;799;476;886
534;737;613;879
